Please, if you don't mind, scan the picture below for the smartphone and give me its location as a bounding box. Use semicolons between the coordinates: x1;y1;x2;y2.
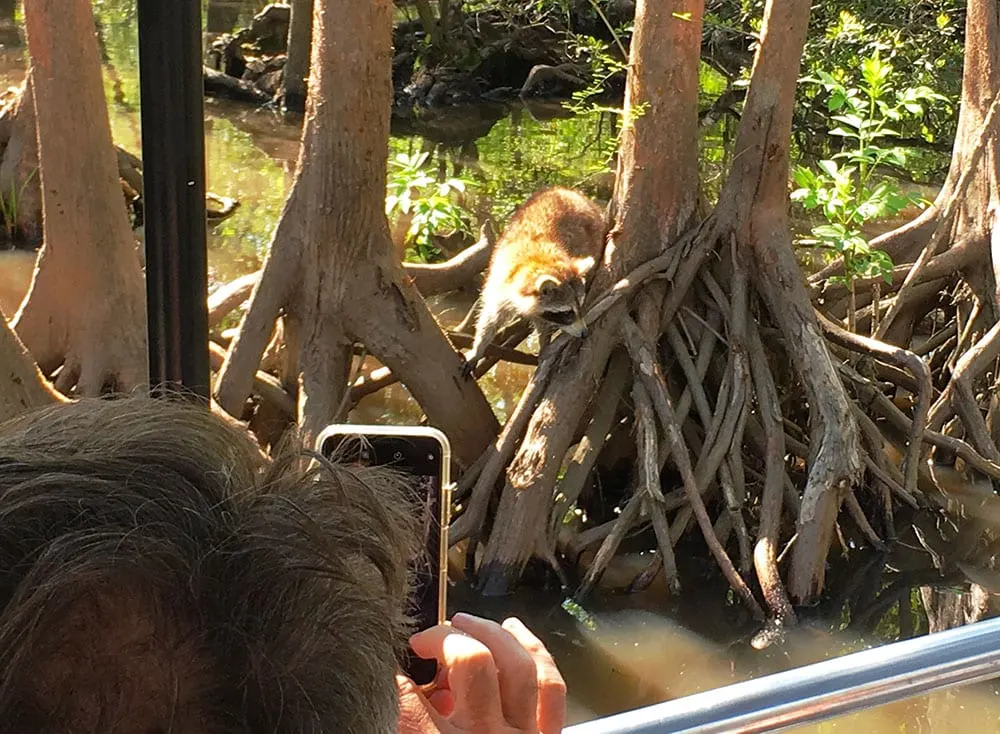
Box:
316;424;452;685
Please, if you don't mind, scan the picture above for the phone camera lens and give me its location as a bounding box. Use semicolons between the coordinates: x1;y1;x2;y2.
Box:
393;451;403;461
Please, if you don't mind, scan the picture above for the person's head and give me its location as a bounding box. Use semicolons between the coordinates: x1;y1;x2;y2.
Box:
0;396;417;733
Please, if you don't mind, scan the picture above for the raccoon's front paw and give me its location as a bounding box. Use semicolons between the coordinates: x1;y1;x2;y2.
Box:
461;355;478;379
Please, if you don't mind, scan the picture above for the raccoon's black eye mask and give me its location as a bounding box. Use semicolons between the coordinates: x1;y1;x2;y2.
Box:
543;309;577;326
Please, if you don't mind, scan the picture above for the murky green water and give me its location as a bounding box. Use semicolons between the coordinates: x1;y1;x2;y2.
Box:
0;2;996;729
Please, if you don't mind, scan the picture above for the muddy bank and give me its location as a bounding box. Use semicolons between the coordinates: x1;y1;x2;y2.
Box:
204;2;637;116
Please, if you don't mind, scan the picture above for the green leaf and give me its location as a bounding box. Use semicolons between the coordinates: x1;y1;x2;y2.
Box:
817;70;838;87
818;159;839;177
828;91;847;112
813;223;848;240
829;126;859;138
792;166;817;187
831;114;865;130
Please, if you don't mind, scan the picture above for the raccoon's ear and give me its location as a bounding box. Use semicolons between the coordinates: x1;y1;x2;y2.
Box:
574;256;596;275
535;274;561;295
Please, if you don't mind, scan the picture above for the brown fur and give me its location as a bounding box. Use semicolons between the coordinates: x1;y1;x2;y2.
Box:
0;396;418;733
465;187;605;374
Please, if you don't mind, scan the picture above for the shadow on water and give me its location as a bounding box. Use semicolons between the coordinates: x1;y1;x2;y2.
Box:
0;1;997;728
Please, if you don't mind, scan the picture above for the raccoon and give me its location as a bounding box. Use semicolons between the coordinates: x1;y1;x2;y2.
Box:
463;187;605;377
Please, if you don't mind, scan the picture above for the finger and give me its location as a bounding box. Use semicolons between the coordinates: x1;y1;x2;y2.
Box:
451;613;539;730
428;687;455;717
410;624;505;728
502;617;567;734
397;674;449;734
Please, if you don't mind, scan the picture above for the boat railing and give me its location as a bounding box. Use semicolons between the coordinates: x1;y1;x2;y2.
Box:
564;615;1000;733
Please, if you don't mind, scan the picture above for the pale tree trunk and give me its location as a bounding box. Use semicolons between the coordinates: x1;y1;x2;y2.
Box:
16;0;147;395
711;0;862;604
0;306;62;421
215;0;498;463
915;0;1000;632
281;0;314;113
468;0;708;595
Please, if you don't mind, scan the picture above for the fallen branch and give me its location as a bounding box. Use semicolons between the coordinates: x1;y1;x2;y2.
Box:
403;221;496;296
209;272;260;328
208;340;294;416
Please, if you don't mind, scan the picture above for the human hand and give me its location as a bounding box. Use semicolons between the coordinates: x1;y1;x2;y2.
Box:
397;613;566;733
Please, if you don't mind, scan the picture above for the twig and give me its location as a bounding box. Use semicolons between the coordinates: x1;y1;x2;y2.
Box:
928;320;1000;465
840;362;1000;480
724;243;754;576
634;381;682;593
333;345;367;423
574;491;644;601
843;490;884;549
622;315;764;619
851;402;915;516
447;330;538;366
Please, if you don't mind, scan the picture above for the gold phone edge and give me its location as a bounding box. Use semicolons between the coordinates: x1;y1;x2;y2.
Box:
437;447;452;627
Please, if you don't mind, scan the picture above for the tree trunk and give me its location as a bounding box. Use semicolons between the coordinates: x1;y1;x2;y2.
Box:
474;0;705;594
946;0;1000;312
0;306;63;420
215;0;498;463
916;0;1000;630
16;0;147;395
281;0;314;113
711;0;862;604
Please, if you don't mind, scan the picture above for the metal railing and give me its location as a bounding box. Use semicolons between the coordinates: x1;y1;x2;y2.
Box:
564;615;1000;733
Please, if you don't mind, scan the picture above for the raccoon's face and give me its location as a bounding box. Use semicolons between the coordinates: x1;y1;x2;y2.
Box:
520;256;595;338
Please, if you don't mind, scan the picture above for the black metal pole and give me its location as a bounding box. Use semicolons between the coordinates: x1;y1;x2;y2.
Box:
136;0;210;403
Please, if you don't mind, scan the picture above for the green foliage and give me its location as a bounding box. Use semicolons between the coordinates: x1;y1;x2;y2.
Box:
798;4;962;178
93;0;137;25
792;52;945;288
0;168;38;241
386;151;475;263
564;32;628;116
